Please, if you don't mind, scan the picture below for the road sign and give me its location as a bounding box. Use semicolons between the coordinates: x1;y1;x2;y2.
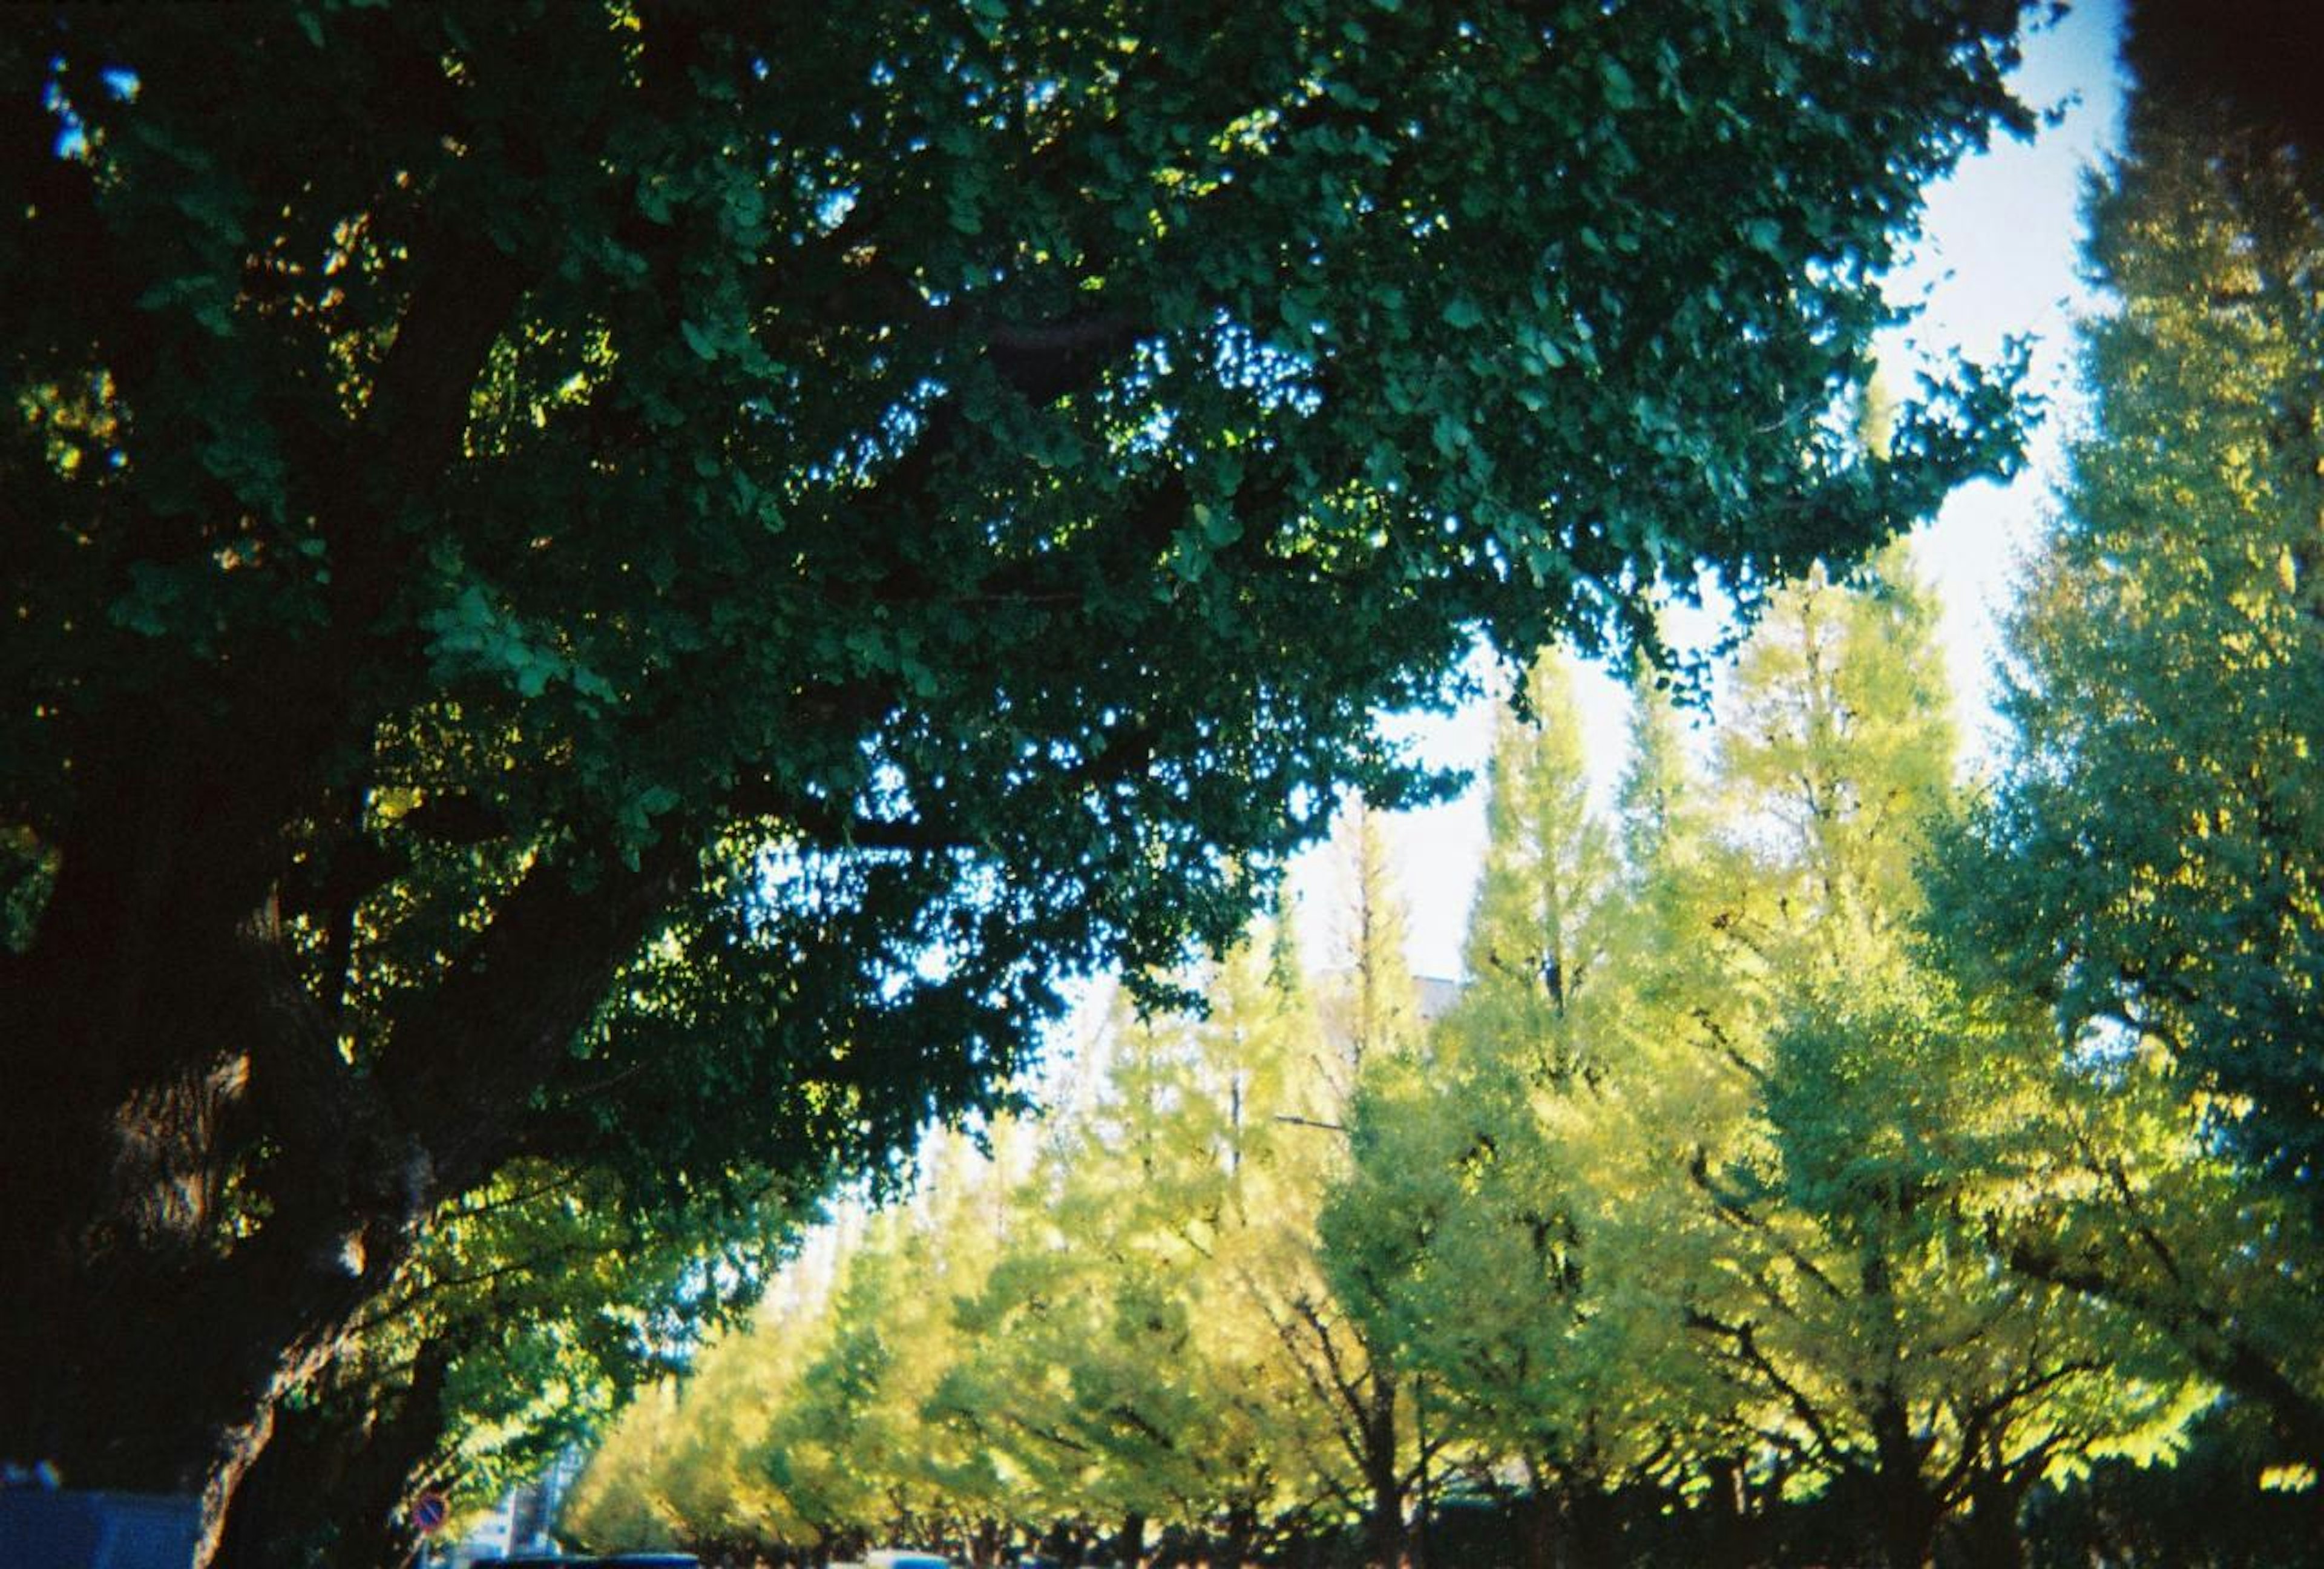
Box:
412;1490;450;1535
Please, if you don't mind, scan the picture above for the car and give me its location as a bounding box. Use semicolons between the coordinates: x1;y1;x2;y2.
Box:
867;1551;954;1569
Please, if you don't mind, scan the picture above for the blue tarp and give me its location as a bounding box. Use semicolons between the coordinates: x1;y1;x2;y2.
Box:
0;1490;199;1569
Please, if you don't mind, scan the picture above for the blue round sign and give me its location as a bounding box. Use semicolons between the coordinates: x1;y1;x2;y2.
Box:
412;1491;450;1534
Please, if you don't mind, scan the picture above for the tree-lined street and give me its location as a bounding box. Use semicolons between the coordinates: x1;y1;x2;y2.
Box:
5;3;2319;1567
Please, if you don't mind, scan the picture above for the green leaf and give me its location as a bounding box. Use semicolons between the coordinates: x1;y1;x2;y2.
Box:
1601;58;1638;111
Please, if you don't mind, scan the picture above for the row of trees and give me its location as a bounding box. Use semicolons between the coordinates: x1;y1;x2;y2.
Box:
559;563;2282;1569
561;70;2324;1564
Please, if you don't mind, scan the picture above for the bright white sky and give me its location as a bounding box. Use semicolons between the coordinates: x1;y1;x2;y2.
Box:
1303;0;2132;983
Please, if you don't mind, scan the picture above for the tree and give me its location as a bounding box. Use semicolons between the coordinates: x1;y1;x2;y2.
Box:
933;955;1316;1561
1332;653;1692;1569
1667;559;2201;1569
1281;804;1431;1569
1931;24;2324;1484
1442;652;1617;1076
560;1380;695;1554
0;3;2032;1550
1957;44;2324;1221
1709;959;2203;1569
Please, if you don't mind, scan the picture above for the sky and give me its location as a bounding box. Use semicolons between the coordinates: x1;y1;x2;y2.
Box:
1301;0;2135;984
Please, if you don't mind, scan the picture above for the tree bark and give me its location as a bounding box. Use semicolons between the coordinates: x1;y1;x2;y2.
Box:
0;704;691;1564
1359;1373;1405;1569
1517;1478;1558;1569
1561;1476;1617;1569
1859;1263;1942;1569
1699;1455;1761;1569
1219;1500;1257;1569
1866;1458;1943;1569
213;1338;453;1569
1954;1461;2030;1569
0;712;392;1488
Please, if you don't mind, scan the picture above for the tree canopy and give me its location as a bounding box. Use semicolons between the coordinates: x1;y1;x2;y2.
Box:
0;2;2032;1558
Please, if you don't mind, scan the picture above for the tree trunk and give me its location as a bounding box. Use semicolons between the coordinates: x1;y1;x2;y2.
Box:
1115;1508;1146;1568
1950;1435;2033;1569
1867;1464;1943;1569
214;1338;453;1569
1219;1500;1257;1569
1561;1476;1617;1569
1954;1474;2028;1569
1863;1389;1943;1569
1359;1374;1405;1569
1517;1481;1558;1569
1699;1455;1760;1569
0;718;687;1565
0;731;421;1562
0;981;420;1569
1859;1291;1942;1569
